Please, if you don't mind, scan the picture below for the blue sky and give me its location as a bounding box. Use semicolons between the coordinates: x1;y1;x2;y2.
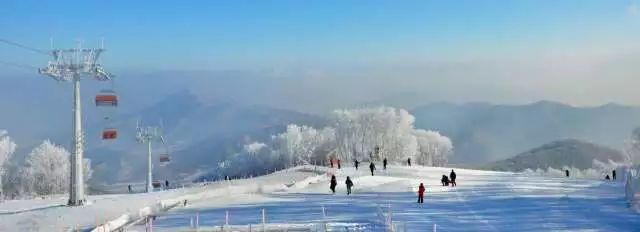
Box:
2;1;640;107
2;0;639;71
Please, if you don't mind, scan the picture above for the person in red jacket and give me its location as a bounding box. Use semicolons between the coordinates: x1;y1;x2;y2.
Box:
418;183;425;203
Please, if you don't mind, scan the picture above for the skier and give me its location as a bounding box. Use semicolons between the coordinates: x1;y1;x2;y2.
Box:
449;169;457;187
345;176;354;195
369;162;376;176
605;175;611;180
128;185;132;193
407;158;411;167
417;183;425;203
441;175;449;186
354;159;360;170
565;169;570;178
330;175;337;194
165;180;170;189
330;158;334;168
383;158;388;170
613;170;617;180
338;159;342;169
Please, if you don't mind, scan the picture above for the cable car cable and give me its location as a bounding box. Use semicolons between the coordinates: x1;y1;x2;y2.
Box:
0;38;50;56
0;60;38;71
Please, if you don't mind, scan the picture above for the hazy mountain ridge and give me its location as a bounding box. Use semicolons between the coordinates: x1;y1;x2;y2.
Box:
412;101;640;164
484;139;625;172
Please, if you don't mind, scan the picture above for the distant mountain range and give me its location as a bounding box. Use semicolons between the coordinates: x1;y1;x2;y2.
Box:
411;101;640;164
484;139;626;172
4;73;640;183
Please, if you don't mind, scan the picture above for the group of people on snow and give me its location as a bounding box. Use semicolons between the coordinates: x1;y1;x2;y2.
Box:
420;169;457;203
441;169;457;187
330;175;354;195
605;170;617;181
566;169;619;181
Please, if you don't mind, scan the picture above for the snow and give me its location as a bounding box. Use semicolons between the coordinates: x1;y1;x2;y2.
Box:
2;164;639;231
130;165;640;232
0;167;319;231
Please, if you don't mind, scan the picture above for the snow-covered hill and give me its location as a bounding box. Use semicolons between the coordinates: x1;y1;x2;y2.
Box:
1;165;639;231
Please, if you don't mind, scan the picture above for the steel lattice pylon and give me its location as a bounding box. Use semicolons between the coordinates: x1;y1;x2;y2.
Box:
38;41;113;206
136;122;164;193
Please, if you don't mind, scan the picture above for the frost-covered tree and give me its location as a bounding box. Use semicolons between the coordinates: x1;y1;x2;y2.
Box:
0;130;17;198
414;129;453;166
271;125;336;166
333;107;424;163
20;140;70;195
18;140;92;197
215;106;453;178
625;127;640;165
244;142;267;154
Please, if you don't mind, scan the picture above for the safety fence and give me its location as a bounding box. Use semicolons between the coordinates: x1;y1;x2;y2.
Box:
140;205;439;232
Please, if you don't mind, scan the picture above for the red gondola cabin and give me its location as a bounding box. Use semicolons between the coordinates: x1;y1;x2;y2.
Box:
95;91;118;106
159;155;171;163
102;128;117;140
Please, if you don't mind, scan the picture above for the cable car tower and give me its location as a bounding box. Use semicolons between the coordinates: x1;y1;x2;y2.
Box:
136;122;167;193
38;41;113;206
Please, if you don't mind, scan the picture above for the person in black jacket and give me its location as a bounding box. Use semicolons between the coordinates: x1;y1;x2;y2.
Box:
441;175;449;186
369;162;376;176
383;158;388;170
449;169;457;187
407;158;411;166
330;175;337;194
612;170;617;180
354;159;359;170
345;176;354;195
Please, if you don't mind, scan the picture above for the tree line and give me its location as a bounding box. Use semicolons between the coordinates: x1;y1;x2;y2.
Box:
216;107;453;178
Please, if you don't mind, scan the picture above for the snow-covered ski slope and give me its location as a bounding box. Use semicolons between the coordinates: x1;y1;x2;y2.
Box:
133;165;640;232
2;165;639;231
0;168;318;232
